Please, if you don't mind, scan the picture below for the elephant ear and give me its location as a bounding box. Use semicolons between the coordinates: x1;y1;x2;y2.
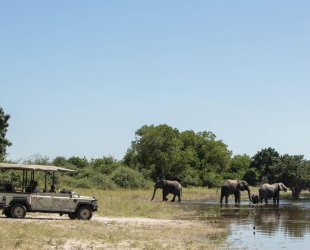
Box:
238;181;245;191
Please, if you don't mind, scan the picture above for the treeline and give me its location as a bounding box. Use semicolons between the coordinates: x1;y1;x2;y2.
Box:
1;107;310;197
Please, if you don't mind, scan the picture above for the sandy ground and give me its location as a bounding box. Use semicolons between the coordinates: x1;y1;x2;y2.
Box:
3;213;222;249
19;212;194;225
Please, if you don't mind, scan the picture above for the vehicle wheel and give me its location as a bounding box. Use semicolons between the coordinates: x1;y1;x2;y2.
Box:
77;206;92;220
68;213;77;219
10;204;26;218
4;209;11;218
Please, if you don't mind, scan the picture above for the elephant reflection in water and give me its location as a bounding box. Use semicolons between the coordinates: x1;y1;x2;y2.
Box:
254;205;308;238
254;206;282;235
258;182;288;204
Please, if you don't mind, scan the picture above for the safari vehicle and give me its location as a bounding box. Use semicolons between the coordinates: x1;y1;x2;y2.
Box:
0;163;98;220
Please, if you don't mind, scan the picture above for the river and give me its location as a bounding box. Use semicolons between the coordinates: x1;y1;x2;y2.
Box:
181;194;310;249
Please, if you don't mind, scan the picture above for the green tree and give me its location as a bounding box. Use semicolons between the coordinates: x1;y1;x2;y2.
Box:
52;156;67;167
250;148;281;184
192;131;231;174
280;154;310;198
224;154;252;181
67;156;89;168
124;125;232;184
90;156;120;175
0;108;12;161
125;124;183;180
111;166;152;189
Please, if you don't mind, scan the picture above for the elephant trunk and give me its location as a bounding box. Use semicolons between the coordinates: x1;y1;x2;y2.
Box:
151;188;157;201
247;188;252;202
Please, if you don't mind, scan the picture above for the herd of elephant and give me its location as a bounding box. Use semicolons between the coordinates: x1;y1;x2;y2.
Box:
151;179;288;204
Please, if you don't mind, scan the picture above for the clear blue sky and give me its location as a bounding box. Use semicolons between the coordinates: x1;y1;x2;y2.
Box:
1;1;310;161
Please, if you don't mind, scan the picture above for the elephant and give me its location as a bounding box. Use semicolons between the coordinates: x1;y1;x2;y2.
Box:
251;194;259;204
151;179;182;202
220;179;252;203
258;182;288;204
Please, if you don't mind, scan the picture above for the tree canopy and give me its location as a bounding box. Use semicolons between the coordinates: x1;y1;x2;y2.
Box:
0;107;12;161
124;124;232;185
250;147;281;184
279;154;310;197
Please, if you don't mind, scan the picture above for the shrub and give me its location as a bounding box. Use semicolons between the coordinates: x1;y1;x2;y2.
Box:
182;170;202;187
52;156;67;167
67;156;89;168
111;167;153;189
201;172;223;188
243;168;260;186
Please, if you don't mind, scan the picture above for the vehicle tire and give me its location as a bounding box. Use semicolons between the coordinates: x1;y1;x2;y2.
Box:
10;204;27;218
68;213;77;219
77;206;92;220
4;209;11;218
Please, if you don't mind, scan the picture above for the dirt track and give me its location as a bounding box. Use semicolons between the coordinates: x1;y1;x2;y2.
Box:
1;213;223;249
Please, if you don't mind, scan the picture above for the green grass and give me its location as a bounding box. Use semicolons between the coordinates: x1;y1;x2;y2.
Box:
75;186;221;218
0;187;229;250
1;185;297;249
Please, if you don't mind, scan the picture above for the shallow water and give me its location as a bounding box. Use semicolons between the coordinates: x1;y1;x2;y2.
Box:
181;194;310;249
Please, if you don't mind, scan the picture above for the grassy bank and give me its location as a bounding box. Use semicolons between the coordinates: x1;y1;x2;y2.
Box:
0;187;230;250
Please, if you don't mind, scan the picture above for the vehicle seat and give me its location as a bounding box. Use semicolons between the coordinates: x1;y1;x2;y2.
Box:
5;183;15;192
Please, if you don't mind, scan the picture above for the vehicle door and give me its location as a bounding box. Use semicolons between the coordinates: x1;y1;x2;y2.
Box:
52;193;73;212
31;192;54;211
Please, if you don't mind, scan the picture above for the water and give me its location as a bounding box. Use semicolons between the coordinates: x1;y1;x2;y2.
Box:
180;194;310;249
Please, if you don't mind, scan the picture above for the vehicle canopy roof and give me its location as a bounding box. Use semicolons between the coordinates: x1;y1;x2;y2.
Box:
0;163;75;172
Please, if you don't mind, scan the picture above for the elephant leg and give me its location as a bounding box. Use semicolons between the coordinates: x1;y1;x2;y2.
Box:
265;198;268;204
235;191;240;203
162;191;168;201
220;189;224;203
225;195;228;203
171;194;176;202
177;194;181;202
220;194;224;203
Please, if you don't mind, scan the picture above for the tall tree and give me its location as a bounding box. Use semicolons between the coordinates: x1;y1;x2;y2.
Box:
225;154;252;180
125;124;183;180
0;108;12;161
280;154;310;198
124;125;232;184
185;131;231;174
250;147;281;184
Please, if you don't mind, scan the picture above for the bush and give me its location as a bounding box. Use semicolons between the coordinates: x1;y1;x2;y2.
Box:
111;167;153;189
201;172;223;188
91;158;120;175
182;171;202;187
243;168;260;186
222;172;240;180
91;174;118;190
67;156;89;168
52;156;67;167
